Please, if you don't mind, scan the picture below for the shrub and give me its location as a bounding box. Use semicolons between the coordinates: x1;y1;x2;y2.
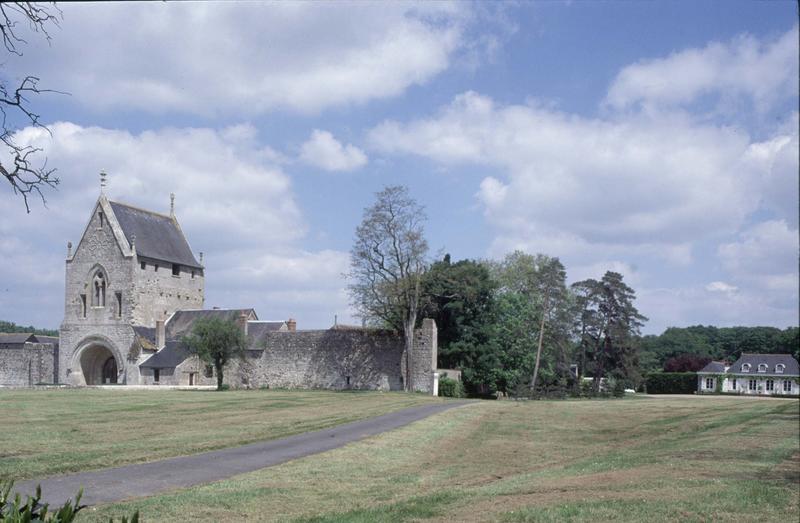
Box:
218;383;231;391
0;480;84;522
645;372;697;394
438;376;464;398
611;379;626;398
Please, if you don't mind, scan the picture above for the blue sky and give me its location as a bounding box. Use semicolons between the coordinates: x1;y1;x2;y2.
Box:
0;1;797;334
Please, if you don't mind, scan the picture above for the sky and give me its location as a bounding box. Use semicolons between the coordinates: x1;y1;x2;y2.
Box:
0;1;797;335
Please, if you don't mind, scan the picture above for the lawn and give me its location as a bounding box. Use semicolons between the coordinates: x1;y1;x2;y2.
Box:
78;395;799;522
0;388;441;480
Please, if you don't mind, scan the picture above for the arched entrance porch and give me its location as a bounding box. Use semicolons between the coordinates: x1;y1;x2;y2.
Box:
80;344;120;385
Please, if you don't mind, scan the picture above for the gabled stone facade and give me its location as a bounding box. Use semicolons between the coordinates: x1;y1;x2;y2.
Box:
59;193;204;385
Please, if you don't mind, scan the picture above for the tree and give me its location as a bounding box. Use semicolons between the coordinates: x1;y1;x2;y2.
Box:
1;2;62;212
419;255;496;367
182;317;246;390
348;185;428;391
492;251;570;396
572;271;647;392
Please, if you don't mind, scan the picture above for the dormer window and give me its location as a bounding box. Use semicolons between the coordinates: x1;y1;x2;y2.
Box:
741;363;751;372
757;363;768;373
776;364;785;374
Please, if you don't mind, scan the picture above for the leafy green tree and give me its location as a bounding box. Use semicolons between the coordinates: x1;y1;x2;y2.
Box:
572;271;647;391
492;251;571;395
419;255;496;369
182;317;246;390
348;185;428;391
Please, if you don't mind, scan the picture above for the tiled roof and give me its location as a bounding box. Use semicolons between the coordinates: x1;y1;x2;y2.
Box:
698;361;727;373
0;333;37;344
728;353;799;376
247;321;287;347
139;341;191;369
165;309;257;340
109;201;201;268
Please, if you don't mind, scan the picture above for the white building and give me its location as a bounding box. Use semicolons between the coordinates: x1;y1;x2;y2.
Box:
697;354;799;395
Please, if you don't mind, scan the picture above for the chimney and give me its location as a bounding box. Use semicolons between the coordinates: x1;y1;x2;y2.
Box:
238;311;249;336
156;320;165;349
287;318;297;332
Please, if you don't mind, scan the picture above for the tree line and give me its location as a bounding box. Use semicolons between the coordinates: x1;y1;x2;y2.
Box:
348;186;647;396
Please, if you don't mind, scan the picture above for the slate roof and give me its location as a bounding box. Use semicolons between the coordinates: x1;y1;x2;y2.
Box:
247;321;287;347
132;326;157;351
139;341;191;369
728;353;799;376
33;335;59;346
165;309;257;340
0;333;37;345
109;201;201;268
697;361;728;373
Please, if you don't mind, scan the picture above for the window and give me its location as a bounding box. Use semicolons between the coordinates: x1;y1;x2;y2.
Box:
705;377;714;390
783;380;793;393
776;364;785;373
748;379;757;391
765;379;774;392
116;292;122;318
172;264;180;277
757;363;768;373
191;270;195;279
153;369;160;383
80;294;87;318
92;271;106;307
154;264;159;272
204;365;213;378
732;378;737;390
98;211;104;228
741;363;751;372
140;261;146;270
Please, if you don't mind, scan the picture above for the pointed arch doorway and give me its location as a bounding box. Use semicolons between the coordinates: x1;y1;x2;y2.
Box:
79;344;119;384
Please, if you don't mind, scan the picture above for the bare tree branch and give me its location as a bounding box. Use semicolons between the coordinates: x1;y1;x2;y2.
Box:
0;2;63;213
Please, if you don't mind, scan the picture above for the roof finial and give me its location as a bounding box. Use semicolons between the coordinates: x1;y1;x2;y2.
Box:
199;251;204;266
100;170;107;193
170;192;175;216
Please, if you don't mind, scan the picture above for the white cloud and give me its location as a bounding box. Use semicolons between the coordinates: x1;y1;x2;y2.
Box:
299;130;367;172
718;220;799;291
8;2;479;115
0;122;356;329
705;281;738;293
605;26;799;113
370;91;782;256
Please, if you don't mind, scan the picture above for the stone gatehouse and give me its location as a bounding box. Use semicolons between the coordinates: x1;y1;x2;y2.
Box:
1;186;437;393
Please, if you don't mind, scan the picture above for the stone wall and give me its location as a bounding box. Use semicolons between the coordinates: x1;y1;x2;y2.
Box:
236;329;404;391
131;255;204;328
230;320;438;393
0;343;57;386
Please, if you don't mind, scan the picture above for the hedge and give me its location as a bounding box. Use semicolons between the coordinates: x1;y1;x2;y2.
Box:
645;372;697;394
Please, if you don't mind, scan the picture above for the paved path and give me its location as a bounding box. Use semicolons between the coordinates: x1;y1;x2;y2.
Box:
14;401;471;507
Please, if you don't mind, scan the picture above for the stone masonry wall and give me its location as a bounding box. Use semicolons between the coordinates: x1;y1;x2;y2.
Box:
237;329;405;391
0;343;57;386
131;255;204;328
230;320;438;393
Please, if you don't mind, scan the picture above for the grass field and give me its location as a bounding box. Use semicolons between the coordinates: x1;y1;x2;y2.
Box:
82;394;798;522
0;388;440;480
3;391;798;522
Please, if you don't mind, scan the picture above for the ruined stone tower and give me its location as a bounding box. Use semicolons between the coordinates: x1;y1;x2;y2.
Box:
59;182;203;385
